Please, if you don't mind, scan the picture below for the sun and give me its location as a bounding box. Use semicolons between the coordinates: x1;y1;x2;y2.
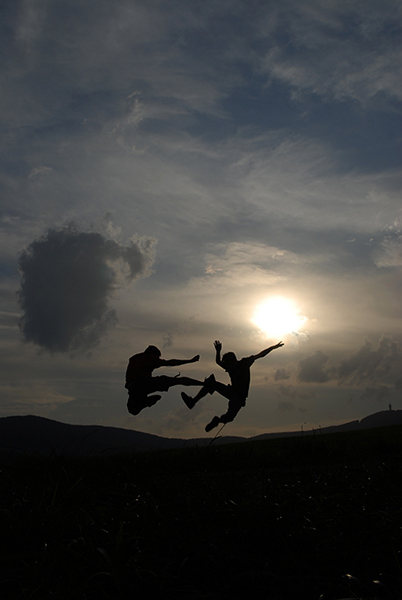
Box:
251;296;307;338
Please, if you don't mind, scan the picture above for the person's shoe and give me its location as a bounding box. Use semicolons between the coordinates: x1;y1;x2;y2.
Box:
205;416;220;432
181;392;196;409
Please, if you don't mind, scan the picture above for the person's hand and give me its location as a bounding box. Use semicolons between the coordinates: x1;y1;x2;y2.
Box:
214;340;222;352
275;342;284;348
191;355;200;363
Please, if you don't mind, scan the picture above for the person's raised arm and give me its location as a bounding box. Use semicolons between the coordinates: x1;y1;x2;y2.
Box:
162;355;200;367
253;341;284;360
214;340;225;368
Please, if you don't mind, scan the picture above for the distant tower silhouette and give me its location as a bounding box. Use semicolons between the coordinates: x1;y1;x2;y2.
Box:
389;403;392;411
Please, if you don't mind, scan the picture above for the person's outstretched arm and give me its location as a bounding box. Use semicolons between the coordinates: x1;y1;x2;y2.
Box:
253;341;284;360
214;340;225;368
162;355;200;367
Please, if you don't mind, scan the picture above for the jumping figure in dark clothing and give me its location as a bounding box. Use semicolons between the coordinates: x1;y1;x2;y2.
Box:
181;340;284;432
125;345;203;415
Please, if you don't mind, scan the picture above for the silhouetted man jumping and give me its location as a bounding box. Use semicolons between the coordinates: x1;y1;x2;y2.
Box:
182;340;284;432
125;345;203;415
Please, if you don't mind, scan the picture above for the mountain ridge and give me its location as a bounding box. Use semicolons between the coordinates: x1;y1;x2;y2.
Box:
1;410;402;457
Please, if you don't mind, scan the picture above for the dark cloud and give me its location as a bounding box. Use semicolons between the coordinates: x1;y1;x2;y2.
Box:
360;386;391;403
277;400;296;413
279;385;298;400
162;332;173;349
338;334;400;385
298;350;331;383
18;226;155;353
297;335;401;388
277;399;308;414
278;384;313;407
274;368;291;381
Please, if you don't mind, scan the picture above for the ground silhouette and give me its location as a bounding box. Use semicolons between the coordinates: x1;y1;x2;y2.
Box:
1;409;402;457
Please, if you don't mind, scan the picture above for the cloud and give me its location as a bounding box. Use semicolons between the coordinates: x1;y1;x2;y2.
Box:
360;385;391;403
277;394;308;414
162;332;173;349
178;242;288;308
278;384;314;408
274;368;291;381
28;167;53;179
296;335;402;388
199;241;304;292
0;384;74;417
298;350;331;383
373;234;402;268
338;334;400;386
17;225;156;353
277;400;297;413
261;2;402;105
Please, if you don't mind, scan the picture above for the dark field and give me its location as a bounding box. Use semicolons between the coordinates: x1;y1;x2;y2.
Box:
1;426;402;599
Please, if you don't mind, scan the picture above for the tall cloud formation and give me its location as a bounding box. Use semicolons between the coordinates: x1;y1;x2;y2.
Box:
297;350;332;384
18;226;156;353
337;335;400;386
297;335;401;391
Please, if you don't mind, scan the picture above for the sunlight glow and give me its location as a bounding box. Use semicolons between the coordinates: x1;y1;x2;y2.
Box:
251;296;307;338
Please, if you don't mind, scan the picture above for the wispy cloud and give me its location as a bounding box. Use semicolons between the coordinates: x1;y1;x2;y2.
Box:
373;233;402;268
261;2;402;104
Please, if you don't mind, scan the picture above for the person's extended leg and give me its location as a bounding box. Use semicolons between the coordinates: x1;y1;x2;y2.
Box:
170;376;204;387
163;375;203;409
127;394;162;416
181;374;218;409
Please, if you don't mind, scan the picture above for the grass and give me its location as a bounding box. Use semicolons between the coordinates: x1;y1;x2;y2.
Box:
1;425;402;599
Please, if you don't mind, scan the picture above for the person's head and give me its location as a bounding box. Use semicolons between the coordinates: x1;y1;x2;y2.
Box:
144;345;161;357
222;351;237;366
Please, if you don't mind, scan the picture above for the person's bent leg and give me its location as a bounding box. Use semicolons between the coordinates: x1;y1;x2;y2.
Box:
204;387;242;432
205;415;221;432
205;410;235;430
205;406;238;433
219;398;244;424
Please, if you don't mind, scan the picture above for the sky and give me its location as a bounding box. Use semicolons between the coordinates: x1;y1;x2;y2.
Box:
1;0;401;439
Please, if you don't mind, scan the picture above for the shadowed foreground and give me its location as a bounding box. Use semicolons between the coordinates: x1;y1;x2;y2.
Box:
1;426;402;599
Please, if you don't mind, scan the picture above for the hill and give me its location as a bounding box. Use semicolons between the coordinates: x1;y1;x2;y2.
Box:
252;408;402;440
1;409;402;457
0;414;244;457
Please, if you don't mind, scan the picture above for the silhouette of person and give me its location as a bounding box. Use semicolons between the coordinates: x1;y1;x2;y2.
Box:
125;345;204;415
182;340;284;432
